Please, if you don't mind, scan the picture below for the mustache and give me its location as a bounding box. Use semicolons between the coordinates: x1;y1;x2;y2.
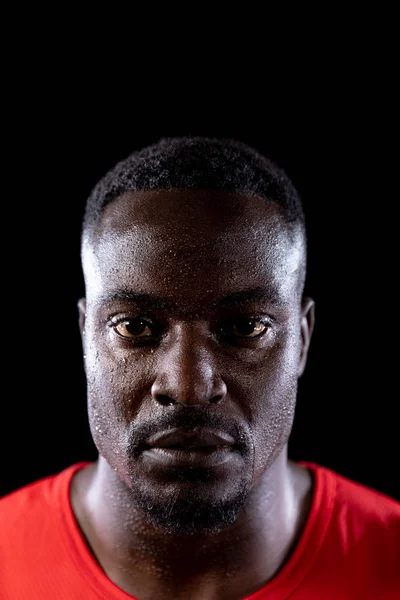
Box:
127;407;251;457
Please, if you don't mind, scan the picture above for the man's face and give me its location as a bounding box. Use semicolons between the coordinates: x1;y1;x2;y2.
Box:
80;189;312;533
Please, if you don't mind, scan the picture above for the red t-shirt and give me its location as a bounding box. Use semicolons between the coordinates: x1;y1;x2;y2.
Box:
1;461;399;599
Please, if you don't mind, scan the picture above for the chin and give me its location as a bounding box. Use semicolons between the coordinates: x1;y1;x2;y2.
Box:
138;486;249;535
127;467;251;535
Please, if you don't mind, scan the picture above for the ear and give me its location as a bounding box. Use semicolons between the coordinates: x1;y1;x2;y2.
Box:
77;297;86;339
298;296;315;377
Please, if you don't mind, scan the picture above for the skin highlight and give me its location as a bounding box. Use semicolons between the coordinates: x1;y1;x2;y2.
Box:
72;189;315;600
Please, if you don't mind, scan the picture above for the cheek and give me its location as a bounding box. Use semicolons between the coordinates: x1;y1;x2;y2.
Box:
250;388;297;480
85;361;125;459
84;334;150;457
232;334;301;479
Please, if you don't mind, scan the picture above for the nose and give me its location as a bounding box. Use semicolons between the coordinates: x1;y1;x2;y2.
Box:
151;323;227;407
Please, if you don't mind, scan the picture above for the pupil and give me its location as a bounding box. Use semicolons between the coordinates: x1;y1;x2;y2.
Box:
126;319;146;335
236;318;255;335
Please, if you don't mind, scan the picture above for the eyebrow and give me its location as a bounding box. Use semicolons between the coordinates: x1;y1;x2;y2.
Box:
96;287;278;311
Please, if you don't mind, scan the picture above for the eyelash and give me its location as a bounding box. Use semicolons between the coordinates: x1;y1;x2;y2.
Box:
109;315;273;344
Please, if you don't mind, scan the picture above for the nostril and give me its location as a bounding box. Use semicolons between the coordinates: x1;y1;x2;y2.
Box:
154;394;223;406
156;395;176;407
209;396;223;404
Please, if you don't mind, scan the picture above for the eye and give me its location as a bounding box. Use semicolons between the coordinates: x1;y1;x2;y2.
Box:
224;317;269;338
113;318;154;339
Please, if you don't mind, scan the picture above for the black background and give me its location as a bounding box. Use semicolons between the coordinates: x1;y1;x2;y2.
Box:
2;37;398;503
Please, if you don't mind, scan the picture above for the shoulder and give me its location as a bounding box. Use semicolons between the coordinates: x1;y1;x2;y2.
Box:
0;463;89;539
324;465;400;520
0;463;92;597
290;463;400;597
306;462;400;555
304;461;399;514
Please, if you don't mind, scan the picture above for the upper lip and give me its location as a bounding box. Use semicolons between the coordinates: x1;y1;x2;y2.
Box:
145;428;236;449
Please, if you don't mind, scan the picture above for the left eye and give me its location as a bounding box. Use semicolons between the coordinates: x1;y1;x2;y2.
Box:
227;317;268;338
113;319;153;339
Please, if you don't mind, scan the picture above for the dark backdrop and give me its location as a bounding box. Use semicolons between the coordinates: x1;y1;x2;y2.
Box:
2;75;398;502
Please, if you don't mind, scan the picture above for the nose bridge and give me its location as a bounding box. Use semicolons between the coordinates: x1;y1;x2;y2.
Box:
151;322;225;406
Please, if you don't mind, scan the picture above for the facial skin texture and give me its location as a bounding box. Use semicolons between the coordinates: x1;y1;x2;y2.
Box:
75;189;315;599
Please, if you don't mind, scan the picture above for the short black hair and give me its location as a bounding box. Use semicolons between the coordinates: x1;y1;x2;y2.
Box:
82;136;305;240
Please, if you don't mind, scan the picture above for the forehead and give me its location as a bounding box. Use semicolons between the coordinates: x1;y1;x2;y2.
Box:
82;190;305;308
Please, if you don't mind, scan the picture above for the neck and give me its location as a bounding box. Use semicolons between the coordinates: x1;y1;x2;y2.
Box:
71;448;312;600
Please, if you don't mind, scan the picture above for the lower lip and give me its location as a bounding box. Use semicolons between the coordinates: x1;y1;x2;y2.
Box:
142;446;236;468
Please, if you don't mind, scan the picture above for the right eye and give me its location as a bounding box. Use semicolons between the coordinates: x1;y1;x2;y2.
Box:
113;318;154;339
220;316;271;340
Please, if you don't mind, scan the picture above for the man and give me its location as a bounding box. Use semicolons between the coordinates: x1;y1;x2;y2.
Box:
1;136;399;599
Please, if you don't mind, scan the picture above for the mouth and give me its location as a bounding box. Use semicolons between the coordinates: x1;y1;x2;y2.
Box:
141;428;239;468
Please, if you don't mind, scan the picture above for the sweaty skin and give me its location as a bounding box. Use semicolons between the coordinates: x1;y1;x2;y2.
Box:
71;189;315;600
